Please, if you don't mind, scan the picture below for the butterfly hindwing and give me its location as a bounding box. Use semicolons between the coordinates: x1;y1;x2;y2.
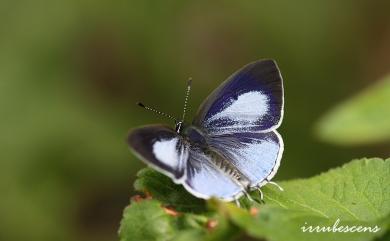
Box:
182;130;283;200
194;59;283;135
208;130;283;188
183;146;243;201
128;125;189;181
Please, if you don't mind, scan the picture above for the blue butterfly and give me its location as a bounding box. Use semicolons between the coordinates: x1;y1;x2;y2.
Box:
128;59;284;204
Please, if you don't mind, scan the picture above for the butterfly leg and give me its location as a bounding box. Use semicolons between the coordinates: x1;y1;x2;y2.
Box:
253;187;265;204
256;187;264;200
265;179;284;191
243;190;254;202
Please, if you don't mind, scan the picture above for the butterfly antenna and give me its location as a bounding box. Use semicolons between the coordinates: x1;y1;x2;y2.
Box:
137;102;178;122
181;77;192;123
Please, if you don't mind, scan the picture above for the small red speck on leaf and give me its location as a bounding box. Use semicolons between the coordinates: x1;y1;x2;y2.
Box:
145;191;153;199
163;206;181;217
130;193;152;203
206;219;218;231
130;191;152;203
250;207;259;216
131;195;144;203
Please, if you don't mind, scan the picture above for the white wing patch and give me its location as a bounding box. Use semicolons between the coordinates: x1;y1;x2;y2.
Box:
153;138;179;168
207;91;269;124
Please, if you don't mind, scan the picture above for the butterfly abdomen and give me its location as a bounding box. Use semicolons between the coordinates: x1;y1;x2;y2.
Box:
209;150;251;189
184;125;251;189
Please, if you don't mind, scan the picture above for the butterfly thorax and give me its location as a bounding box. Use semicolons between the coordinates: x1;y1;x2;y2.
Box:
182;125;207;147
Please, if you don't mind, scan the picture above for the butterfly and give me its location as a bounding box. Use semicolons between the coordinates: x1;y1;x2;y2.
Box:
128;59;284;203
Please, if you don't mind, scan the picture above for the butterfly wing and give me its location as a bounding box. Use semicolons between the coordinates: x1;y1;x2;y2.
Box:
128;125;189;182
182;130;283;200
183;146;243;201
194;59;283;135
191;59;284;191
128;125;244;200
208;130;283;188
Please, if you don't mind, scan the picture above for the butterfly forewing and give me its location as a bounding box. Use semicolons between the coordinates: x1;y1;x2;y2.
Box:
128;125;189;181
194;59;283;135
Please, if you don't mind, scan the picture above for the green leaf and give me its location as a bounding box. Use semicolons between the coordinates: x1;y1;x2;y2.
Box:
220;158;390;241
315;75;390;145
134;168;206;213
118;199;239;241
120;158;389;241
119;200;177;241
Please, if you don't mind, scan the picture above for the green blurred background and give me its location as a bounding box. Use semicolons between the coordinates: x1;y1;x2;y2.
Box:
0;1;389;241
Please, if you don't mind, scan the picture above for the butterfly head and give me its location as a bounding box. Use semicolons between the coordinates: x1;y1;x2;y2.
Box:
175;121;184;133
